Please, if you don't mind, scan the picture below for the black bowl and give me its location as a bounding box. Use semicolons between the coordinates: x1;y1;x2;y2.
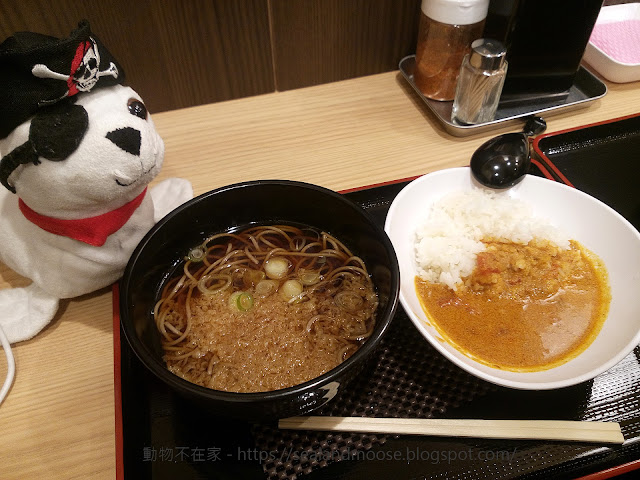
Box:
119;180;400;420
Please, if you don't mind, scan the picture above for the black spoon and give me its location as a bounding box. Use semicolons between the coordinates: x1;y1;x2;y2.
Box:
470;116;547;189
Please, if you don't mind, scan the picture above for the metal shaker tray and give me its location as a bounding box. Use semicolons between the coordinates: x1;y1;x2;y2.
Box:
399;55;608;137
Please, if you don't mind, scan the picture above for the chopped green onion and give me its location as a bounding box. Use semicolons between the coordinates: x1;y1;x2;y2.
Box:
229;291;254;311
280;279;303;301
264;257;290;279
298;269;321;286
255;279;278;297
185;245;206;263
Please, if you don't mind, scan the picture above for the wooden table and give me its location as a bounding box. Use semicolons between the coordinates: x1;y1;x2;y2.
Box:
1;68;638;479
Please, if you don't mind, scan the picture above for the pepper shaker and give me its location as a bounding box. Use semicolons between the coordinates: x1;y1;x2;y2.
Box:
451;38;508;125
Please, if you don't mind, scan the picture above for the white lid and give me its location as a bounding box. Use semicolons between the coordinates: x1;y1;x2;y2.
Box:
421;0;490;25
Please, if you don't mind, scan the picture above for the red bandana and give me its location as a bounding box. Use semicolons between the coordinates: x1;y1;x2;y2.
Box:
18;188;147;247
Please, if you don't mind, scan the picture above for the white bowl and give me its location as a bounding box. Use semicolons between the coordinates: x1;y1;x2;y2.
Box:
583;3;640;83
384;167;640;390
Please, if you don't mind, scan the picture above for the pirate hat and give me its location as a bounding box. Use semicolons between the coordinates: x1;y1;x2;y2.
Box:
0;20;125;139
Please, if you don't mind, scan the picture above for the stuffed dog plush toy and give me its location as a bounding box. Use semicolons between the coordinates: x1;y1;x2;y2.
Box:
0;21;193;343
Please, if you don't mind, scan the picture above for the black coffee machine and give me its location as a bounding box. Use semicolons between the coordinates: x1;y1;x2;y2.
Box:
484;0;604;105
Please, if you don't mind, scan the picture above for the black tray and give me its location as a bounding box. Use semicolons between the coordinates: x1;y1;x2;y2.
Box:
532;113;640;232
116;163;640;480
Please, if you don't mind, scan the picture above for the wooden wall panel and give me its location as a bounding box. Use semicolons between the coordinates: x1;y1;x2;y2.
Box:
1;0;422;111
0;1;625;112
0;0;275;113
269;0;421;91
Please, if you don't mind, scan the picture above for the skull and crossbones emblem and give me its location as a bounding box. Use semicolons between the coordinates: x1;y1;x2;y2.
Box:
31;37;118;103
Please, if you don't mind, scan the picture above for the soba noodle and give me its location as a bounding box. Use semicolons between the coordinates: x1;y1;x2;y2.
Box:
154;225;378;393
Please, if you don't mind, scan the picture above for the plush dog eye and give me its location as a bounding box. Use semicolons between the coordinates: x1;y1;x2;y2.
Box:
128;99;148;120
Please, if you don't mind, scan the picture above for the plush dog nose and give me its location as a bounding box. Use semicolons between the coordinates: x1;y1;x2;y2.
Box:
106;127;141;156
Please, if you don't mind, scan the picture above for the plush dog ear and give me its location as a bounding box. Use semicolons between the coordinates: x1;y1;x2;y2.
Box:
0;102;88;192
29;102;88;161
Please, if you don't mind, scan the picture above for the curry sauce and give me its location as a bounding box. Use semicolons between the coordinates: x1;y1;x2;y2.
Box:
416;239;610;371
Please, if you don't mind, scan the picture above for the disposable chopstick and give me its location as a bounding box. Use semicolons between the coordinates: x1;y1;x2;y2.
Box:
278;416;624;444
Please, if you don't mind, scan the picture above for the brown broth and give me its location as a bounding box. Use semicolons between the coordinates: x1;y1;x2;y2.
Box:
415;240;610;371
155;225;378;392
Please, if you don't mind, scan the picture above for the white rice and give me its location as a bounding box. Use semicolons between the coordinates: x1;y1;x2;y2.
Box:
414;189;570;290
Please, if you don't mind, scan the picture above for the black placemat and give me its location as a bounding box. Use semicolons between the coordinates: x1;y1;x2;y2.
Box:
117;162;640;480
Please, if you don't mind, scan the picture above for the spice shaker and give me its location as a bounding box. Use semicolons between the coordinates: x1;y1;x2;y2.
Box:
413;0;489;101
451;38;507;125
